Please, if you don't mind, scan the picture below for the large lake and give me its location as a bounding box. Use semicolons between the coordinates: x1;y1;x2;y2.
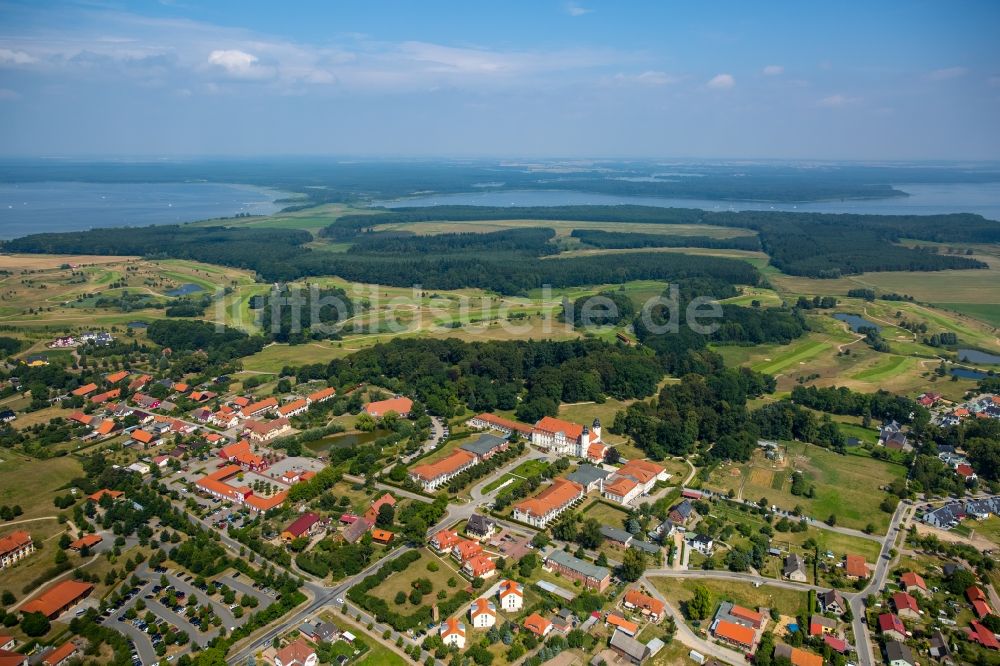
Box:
374;182;1000;220
0;182;290;239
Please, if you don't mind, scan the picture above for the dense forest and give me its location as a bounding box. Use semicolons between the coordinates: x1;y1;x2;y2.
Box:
789;385;927;425
256;284;355;343
3;222;760;294
326;205;994;277
570;228;761;251
145;320;267;362
285;337;664;420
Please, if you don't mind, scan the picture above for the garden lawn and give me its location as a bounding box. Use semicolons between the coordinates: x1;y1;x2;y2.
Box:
650;578;809;620
366;548;464;609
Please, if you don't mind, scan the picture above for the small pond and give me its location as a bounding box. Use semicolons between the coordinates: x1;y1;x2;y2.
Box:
126;321;149;328
305;430;383;454
951;368;989;380
957;349;1000;365
166;283;204;297
833;313;881;332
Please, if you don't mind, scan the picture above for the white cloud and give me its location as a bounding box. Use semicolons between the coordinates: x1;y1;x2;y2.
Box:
0;48;37;65
762;65;783;76
706;73;735;89
612;70;681;86
817;93;859;107
207;49;268;78
564;2;594;16
928;66;967;81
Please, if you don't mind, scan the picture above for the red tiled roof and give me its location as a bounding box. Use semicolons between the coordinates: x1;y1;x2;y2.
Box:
523;613;551;636
371;529;394;544
283;512;320;538
71;383;98;397
68;412;92;425
968;621;1000;649
95;420;117;435
463;555;495;577
471;598;495;619
623;589;664;616
452;540;483;562
275;638;315;666
105;371;129;384
499;580;522;599
878;613;905;635
730;605;764;628
603;476;638;498
42;640;76;666
714;620;755;647
411;450;476;482
21;580;93;618
606;614;639;635
308;387;336;403
471;413;533;434
823;635;848;653
967;586;987;603
241;397;278;416
87;489;123;502
845;554;868;578
786;647;823;666
513;478;583;519
131;429;154;444
69;534;102;550
0;531;31;558
533;416;583;441
441;617;465;639
893;592;919;613
432;529;461;550
616;458;665;484
972;599;993;619
365;396;413;416
900;571;926;590
278;398;308;416
218;439;264;467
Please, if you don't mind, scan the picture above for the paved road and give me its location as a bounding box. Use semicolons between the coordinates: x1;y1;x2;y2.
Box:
850;501;909;666
641;576;744;666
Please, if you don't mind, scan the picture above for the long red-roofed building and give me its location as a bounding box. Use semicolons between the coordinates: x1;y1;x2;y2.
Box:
21;580;93;618
409;450;477;491
512;477;584;527
467;413;533;437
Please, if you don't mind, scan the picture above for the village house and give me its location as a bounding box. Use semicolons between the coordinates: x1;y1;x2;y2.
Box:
281;512;322;542
622;588;665;622
439;617;465;648
900;571;929;597
544;550;611;591
688;533;714;555
523;613;553;638
465;514;495;541
844;554;869;579
808;615;837;637
274;638;317;666
21;580;94;618
668;499;695;524
892;592;920;620
602;459;668;505
878;613;907;642
783;553;808;582
885;640;916;666
307;387;336;404
773;645;823;666
451;540;483;564
498;580;523;612
468;598;497;629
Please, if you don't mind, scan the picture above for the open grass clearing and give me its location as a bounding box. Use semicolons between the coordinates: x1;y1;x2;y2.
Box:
650;577;809;620
369;218;757;240
365;548;464;608
704;443;904;532
0;454;81;519
581;499;631;529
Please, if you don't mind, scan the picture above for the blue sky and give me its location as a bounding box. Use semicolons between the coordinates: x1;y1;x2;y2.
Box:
0;0;998;159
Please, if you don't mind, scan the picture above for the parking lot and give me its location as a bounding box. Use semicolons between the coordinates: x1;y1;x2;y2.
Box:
98;563;263;665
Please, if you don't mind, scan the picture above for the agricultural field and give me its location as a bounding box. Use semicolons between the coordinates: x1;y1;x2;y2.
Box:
367;217;757;240
0;454;82;519
703;442;905;532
